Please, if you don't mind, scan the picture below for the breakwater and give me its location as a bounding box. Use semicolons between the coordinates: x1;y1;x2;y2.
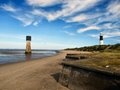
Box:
59;63;120;90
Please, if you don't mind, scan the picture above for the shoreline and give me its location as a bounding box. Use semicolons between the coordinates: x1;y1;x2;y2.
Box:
0;50;80;90
0;51;60;67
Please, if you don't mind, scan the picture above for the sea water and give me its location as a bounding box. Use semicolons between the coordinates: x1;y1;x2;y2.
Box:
0;49;57;64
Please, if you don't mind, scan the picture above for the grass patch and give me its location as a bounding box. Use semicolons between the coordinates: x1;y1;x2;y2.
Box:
63;51;120;73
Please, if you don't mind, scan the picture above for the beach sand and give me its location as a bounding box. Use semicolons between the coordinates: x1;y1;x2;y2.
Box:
0;50;80;90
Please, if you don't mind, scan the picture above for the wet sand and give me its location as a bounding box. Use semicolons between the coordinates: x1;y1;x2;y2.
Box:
0;50;80;90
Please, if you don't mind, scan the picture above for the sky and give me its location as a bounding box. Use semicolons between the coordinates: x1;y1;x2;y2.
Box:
0;0;120;49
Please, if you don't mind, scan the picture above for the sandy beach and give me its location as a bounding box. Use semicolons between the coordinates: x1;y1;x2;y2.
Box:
0;50;80;90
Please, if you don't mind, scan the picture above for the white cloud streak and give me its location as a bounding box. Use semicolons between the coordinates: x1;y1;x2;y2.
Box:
90;31;120;39
13;15;34;26
77;26;100;33
30;0;100;21
63;31;75;36
66;14;88;22
26;0;63;7
0;4;35;26
103;31;120;38
0;4;18;12
60;0;99;17
0;0;101;26
71;0;120;37
12;13;41;26
107;0;120;16
1;0;120;40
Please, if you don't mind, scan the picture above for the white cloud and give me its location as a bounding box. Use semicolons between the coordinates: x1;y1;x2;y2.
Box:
63;31;75;36
31;9;60;21
77;26;100;33
12;14;41;26
0;4;35;26
66;14;88;22
0;4;18;12
1;0;100;26
95;1;120;26
103;31;120;38
61;0;99;17
63;0;120;36
68;12;103;24
73;9;120;37
31;9;46;16
56;0;100;20
107;0;120;16
0;0;100;27
30;0;100;21
33;21;39;26
47;13;59;21
102;23;113;29
1;0;119;33
26;0;62;7
90;31;120;39
12;15;34;26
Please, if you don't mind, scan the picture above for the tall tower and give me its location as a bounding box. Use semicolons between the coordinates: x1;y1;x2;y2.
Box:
99;33;104;45
25;36;31;54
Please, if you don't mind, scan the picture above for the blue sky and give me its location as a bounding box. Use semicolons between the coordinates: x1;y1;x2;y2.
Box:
0;0;120;49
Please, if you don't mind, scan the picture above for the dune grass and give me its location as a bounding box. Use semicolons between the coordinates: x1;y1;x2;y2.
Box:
64;51;120;73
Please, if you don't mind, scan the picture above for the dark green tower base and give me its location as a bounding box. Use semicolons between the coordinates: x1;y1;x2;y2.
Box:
25;52;32;54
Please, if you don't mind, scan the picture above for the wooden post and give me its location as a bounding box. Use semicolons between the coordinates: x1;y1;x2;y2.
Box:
25;36;31;54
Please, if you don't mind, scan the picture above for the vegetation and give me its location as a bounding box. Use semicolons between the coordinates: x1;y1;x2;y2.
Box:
65;43;120;52
64;43;120;73
64;52;120;73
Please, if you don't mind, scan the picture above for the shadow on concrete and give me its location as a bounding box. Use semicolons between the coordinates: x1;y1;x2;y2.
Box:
104;86;120;90
51;72;61;82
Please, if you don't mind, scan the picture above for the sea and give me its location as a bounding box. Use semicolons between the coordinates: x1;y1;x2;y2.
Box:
0;49;58;64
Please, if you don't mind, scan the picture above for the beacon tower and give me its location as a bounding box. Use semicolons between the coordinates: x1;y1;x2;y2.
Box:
99;33;104;45
25;36;31;54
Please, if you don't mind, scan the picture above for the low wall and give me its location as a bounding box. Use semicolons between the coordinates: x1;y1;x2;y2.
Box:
59;63;120;90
